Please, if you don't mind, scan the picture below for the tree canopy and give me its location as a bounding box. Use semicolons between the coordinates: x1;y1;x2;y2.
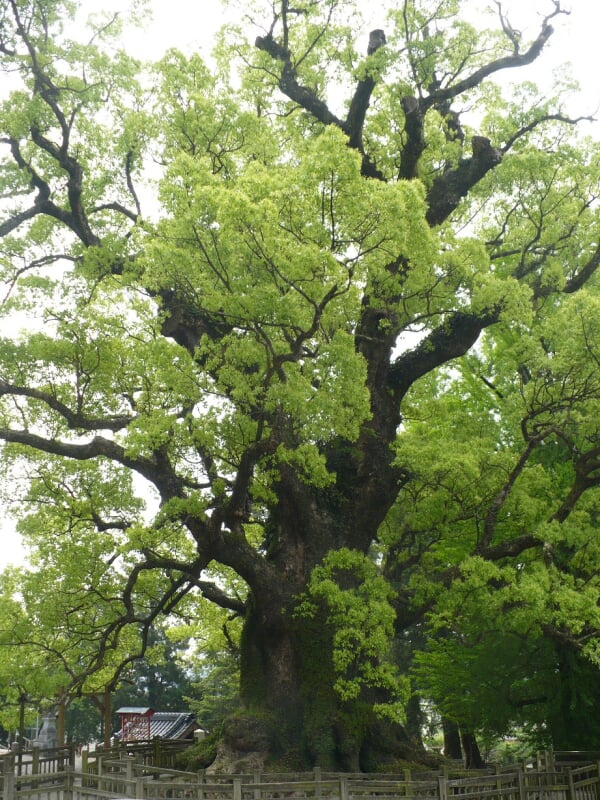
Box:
1;0;600;769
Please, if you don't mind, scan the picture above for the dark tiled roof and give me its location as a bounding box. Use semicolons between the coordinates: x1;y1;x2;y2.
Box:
115;711;197;741
149;712;197;740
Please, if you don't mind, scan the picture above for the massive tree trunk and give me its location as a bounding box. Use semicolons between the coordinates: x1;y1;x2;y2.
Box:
230;456;420;770
238;585;419;770
239;588;340;767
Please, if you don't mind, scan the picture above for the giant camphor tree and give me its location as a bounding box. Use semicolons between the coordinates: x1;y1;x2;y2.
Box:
1;0;600;769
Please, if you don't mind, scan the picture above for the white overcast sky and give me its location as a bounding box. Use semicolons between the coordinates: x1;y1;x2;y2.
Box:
0;0;598;568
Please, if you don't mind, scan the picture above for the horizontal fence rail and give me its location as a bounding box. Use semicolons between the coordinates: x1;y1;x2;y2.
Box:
1;747;600;800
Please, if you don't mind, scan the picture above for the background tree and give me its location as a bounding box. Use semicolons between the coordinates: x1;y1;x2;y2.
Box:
1;0;600;769
391;289;600;755
63;625;196;745
111;626;195;712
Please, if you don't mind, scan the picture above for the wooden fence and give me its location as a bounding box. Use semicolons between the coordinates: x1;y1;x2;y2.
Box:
1;748;599;800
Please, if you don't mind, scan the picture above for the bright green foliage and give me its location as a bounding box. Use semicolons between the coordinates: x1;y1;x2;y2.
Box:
392;286;600;746
297;548;408;718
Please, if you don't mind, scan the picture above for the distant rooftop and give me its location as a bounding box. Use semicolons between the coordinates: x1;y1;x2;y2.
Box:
114;709;198;742
115;707;154;716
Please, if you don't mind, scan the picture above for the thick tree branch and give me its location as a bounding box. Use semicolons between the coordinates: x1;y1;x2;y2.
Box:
421;6;562;112
563;241;600;295
425;136;502;226
29;125;100;246
346;29;386;152
159;289;233;355
552;444;600;524
4;1;101;246
476;534;541;562
0;379;132;432
540;621;594;652
90;201;139;224
0;426;198;502
91;511;131;532
254;33;343;129
398;96;425;180
255;30;385;179
196;580;246;614
0;204;40;238
389;309;498;400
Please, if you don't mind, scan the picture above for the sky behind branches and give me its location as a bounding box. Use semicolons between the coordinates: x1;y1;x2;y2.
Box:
0;0;598;568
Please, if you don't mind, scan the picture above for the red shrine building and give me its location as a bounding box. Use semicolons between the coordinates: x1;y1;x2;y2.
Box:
115;707;200;743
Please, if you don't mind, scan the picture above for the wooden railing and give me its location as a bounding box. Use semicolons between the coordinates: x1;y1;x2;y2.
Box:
0;744;74;775
1;748;600;800
82;737;190;770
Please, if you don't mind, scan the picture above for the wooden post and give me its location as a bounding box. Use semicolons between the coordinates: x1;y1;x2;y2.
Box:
32;746;40;775
314;766;322;799
340;775;349;800
64;764;74;800
81;747;90;789
517;765;526;800
17;694;26;778
57;697;66;747
197;768;206;800
234;777;243;800
566;767;575;800
253;769;261;800
3;753;15;800
17;695;26;748
103;687;112;748
438;775;448;800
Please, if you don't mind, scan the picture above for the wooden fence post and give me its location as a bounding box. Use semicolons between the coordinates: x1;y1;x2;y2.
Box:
64;764;74;800
517;765;526;800
536;752;543;771
31;746;39;774
495;761;502;795
234;776;243;800
566;767;575;800
314;766;322;799
197;768;206;800
438;774;448;800
253;769;262;800
3;755;15;800
339;775;349;800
